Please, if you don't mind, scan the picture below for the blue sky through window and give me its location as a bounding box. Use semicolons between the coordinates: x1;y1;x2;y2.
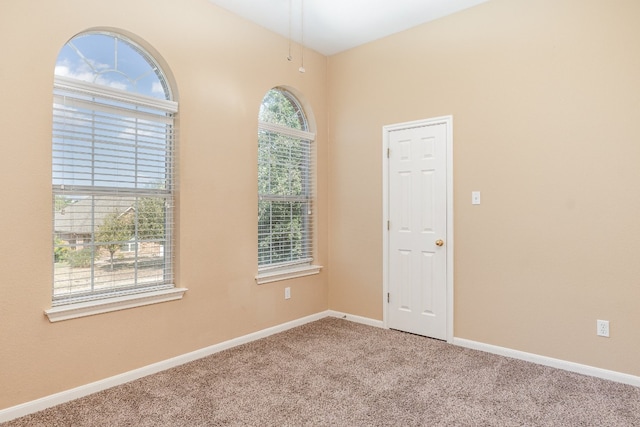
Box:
55;33;168;100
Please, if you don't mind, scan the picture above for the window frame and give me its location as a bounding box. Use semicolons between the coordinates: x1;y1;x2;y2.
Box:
256;88;322;284
46;32;186;321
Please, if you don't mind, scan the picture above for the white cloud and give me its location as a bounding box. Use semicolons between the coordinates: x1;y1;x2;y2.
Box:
55;58;95;83
151;81;165;95
103;79;128;91
54;63;70;76
55;58;129;91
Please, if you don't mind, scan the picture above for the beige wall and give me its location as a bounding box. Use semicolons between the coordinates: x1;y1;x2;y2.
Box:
328;0;640;376
2;0;640;413
0;0;328;409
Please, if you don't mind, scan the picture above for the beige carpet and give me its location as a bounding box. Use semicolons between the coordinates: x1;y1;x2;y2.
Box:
4;317;640;426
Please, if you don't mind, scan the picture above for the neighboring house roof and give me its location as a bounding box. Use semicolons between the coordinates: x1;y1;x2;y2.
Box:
55;198;135;236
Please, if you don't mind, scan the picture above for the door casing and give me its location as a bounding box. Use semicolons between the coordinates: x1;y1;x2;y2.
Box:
382;116;454;342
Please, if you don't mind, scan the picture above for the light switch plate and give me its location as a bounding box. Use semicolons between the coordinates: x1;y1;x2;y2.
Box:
472;191;481;205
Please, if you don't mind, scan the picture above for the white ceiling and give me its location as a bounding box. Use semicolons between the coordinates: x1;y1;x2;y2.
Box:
208;0;490;56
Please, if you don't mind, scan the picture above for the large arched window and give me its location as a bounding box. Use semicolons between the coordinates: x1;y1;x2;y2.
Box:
257;88;320;283
49;31;181;315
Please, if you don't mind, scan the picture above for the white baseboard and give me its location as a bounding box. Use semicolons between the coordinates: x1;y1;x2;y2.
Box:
326;310;385;328
332;313;640;387
453;337;640;388
0;311;329;423
4;312;638;423
332;313;640;388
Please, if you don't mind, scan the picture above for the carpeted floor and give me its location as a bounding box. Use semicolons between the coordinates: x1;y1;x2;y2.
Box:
3;317;640;426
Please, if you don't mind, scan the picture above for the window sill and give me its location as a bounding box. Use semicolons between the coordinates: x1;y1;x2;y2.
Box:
44;287;188;322
255;265;322;285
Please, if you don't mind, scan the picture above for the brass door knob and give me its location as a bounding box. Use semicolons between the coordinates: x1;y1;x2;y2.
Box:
435;239;444;247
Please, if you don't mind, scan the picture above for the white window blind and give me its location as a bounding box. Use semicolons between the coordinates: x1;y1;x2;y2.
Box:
52;76;177;305
258;89;315;271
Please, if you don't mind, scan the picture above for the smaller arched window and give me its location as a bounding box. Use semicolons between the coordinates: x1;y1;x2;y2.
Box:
257;88;319;281
50;31;180;315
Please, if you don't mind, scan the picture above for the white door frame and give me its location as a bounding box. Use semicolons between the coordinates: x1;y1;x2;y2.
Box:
382;116;454;342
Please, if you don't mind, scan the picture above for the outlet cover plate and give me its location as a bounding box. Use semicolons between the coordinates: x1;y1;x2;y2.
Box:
472;191;481;205
597;319;609;337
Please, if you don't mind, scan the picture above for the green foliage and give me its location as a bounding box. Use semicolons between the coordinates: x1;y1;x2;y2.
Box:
259;89;305;130
258;132;305;196
54;237;70;263
54;195;72;212
258;132;308;265
137;197;165;240
67;248;94;268
97;210;134;270
257;88;311;266
258;201;304;265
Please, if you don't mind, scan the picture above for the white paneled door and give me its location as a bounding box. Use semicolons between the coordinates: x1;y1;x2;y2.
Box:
386;120;449;339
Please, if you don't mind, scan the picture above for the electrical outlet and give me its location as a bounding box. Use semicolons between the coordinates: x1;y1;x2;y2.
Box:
284;287;291;300
472;191;481;205
597;319;609;337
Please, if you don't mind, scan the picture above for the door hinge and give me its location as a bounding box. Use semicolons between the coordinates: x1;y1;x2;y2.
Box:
387;292;390;303
387;220;390;230
387;148;390;158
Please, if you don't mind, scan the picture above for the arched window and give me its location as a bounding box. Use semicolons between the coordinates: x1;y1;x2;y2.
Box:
257;88;320;283
51;31;179;311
